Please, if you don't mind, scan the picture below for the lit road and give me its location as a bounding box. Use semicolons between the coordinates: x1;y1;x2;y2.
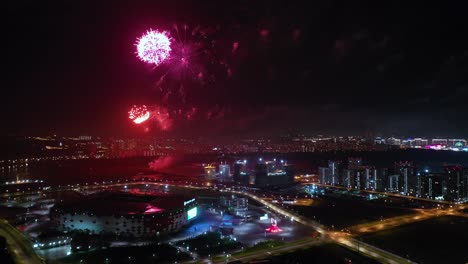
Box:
225;190;416;264
212;238;323;264
0;219;45;264
347;205;467;235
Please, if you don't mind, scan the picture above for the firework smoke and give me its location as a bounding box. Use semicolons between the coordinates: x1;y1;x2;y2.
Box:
148;156;175;171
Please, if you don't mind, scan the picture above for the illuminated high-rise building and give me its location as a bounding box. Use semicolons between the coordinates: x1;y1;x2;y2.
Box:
416;172;427;197
219;163;231;179
254;159;292;186
443;165;464;201
425;173;444;199
376;168;389;191
233;160;249;184
463;168;468;201
364;167;377;190
204;164;217;180
318;167;330;185
355;170;367;190
388;174;399;192
342;169;355;188
395;161;415;194
328;160;341;185
254;162;268;186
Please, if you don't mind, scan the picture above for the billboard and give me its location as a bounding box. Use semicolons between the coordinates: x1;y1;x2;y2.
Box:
187;207;197;220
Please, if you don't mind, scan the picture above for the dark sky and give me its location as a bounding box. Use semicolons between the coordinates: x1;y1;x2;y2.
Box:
5;1;468;138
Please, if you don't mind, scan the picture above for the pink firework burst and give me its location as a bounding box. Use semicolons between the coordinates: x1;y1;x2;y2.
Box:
151;24;213;103
136;29;172;65
128;105;151;124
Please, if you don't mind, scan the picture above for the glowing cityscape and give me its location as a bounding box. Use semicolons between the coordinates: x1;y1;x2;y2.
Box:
3;1;468;264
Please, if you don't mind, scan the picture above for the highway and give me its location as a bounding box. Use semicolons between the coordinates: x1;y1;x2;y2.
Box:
213;238;323;264
0;219;44;264
347;205;467;235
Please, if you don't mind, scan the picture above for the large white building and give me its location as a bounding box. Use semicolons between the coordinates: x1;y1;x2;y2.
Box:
50;192;198;237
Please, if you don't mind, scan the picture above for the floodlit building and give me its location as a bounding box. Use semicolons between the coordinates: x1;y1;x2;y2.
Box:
218;163;231;181
412;138;428;147
204;164;217;180
386;137;401;146
328;160;341;185
364;167;377;190
342;169;355;188
50;192;198;237
233;160;249;184
318;167;329;185
431;139;448;146
254;159;294;186
395;161;415;194
220;195;248;216
443;165;465;201
388;174;399;192
376;168;389;191
448;139;467;148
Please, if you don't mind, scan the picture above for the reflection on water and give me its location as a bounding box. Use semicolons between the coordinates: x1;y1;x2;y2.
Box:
0;165;36;183
1;158;155;186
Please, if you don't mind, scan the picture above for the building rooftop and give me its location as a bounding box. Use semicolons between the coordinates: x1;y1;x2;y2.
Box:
52;191;194;216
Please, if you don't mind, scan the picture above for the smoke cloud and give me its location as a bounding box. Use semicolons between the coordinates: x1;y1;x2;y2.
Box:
148;156;175;171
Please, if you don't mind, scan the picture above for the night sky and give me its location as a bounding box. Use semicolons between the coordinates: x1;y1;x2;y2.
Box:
5;1;468;138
